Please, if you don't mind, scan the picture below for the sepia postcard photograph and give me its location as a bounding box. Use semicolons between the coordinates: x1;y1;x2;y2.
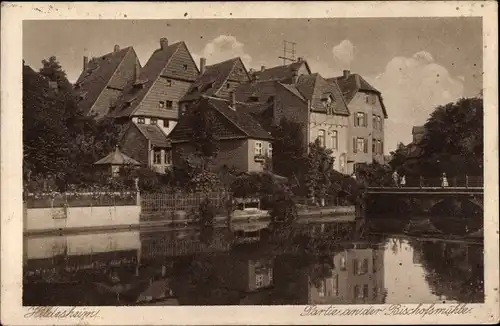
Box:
1;1;499;325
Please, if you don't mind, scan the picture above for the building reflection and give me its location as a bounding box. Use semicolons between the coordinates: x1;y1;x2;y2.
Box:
271;241;386;305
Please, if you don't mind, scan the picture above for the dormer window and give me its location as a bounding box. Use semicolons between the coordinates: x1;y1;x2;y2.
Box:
166;79;172;87
226;83;230;89
183;64;188;70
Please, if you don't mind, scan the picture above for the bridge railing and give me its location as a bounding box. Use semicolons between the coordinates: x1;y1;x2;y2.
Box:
380;175;483;188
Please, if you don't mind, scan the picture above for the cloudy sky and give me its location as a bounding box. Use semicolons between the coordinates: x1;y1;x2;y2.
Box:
23;18;482;153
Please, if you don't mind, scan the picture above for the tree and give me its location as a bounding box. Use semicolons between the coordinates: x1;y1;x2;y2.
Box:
270;118;307;179
186;104;219;171
303;139;334;205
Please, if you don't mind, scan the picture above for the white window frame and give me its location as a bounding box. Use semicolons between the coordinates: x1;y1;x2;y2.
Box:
356;138;365;153
150;118;157;125
331;130;338;151
137;117;145;124
153;150;162;165
159;101;165;109
318;129;326;147
267;143;273;157
255;141;263;155
164;150;172;165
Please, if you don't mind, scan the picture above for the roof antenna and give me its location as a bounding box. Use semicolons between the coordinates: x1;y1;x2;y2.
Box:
278;40;297;66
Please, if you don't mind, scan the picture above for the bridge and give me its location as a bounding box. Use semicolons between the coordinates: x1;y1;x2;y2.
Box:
364;176;484;216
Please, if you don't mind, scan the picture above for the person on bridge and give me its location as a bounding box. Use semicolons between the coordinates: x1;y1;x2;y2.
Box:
441;172;449;187
400;175;406;187
392;170;399;187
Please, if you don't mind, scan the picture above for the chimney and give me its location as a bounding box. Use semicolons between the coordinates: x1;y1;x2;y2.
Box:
292;68;299;84
261;65;266;72
114;44;120;52
230;91;236;109
343;70;350;79
200;57;206;74
160;38;169;50
134;61;140;81
83;56;89;71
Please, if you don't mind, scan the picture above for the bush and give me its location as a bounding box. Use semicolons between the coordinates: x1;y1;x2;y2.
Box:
269;187;298;231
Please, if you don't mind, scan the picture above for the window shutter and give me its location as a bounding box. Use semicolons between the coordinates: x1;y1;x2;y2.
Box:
353;138;357;153
364;139;368;153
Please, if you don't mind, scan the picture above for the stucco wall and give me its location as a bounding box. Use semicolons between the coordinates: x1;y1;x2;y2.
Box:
25;205;141;232
309;113;350;173
347;92;386;173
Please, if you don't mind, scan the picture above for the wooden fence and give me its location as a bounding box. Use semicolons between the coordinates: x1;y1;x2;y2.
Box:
140;191;230;215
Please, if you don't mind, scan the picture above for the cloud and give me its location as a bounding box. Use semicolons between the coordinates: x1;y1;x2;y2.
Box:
332;40;354;68
366;50;464;153
197;35;252;68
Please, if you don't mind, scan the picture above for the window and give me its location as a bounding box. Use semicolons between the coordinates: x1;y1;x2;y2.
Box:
373;114;377;130
363;284;369;298
354;285;361;299
331;131;338;151
226;83;230;89
163;100;173;109
356;138;365;153
355;112;366;127
371;95;377;105
137;117;145;124
377;116;383;130
256;273;264;288
377;140;382;154
159;101;165;109
166;79;172;87
163;119;169;128
318;279;326;297
150;118;157;125
183;64;188;70
372;139;376;153
164;150;172;165
255;141;263;155
353;259;359;275
362;259;369;274
268;143;273;157
340;255;347;270
380;140;384;154
268;268;273;284
317;129;326;147
365;95;370;103
153;150;162;164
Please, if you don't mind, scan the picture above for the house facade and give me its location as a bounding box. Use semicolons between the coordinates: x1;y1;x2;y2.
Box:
329;70;388;174
169;97;272;173
179;57;251;113
118;122;172;174
109;38;200;137
236;67;351;173
74;45;142;119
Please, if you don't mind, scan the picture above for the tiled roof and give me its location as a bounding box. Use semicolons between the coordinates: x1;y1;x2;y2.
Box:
108;42;184;118
94;146;141;165
74;47;134;116
169;97;272;143
328;73;388;118
209;98;272;140
181;57;245;102
254;60;311;82
295;73;350;116
135;123;171;148
234;80;280;103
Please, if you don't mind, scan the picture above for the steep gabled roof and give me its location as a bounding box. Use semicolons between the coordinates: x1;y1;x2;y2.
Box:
295;73;350;116
108;42;185;118
328;73;388;118
169;97;272;143
181;57;249;102
254;60;311;82
94;146;141;166
234;80;280;103
135;123;171;148
74;47;136;116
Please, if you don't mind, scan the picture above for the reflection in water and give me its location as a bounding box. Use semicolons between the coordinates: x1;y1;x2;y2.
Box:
23;220;484;306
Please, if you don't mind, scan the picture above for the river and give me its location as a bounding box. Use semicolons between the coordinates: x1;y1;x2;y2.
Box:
23;217;484;306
